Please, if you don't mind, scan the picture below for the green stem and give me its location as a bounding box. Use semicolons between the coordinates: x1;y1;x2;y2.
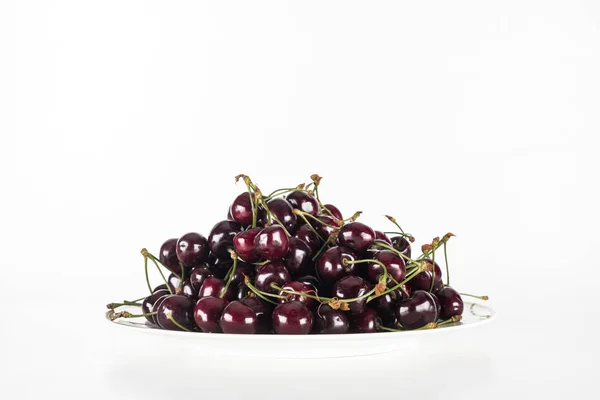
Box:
383;231;414;239
366;264;426;303
295;210;339;229
378;325;402;332
443;242;450;286
270;283;323;302
460;293;489;301
429;246;436;292
244;277;281;305
261;200;291;236
296;213;322;241
144;256;153;294
438;315;462;326
344;258;388;286
220;256;238;298
242;179;257;228
311;234;336;261
106;300;143;309
385;215;406;234
167;314;191;332
371;240;418;264
148;256;173;295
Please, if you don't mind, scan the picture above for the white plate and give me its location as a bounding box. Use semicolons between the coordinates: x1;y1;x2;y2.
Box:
107;301;495;359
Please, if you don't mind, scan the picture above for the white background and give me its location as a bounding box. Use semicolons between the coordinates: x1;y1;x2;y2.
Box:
1;1;599;399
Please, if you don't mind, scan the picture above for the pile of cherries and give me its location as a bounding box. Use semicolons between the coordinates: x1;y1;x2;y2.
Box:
108;175;483;335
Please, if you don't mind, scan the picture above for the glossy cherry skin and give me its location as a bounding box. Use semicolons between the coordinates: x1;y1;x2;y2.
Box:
435;286;464;319
314;215;340;241
151;294;170;326
283;237;313;278
266;198;297;234
351;308;381;333
208;220;243;260
372;231;392;251
254;225;290;260
272;301;314;334
233;228;261;263
316;246;357;285
142;289;170;324
277;281;317;309
242;297;273;333
189;265;213;293
219;301;257;334
395;290;438;330
409;259;443;291
313;304;349;334
159;238;180;274
156;295;196;331
322;204;343;220
332;275;370;315
167;273;182;293
198;277;235;301
286;191;319;217
338;222;376;252
367;250;406;284
167;273;198;298
293;224;321;253
391;236;411;260
254;262;291;294
176;232;210;267
194;296;229;333
229;192;254;226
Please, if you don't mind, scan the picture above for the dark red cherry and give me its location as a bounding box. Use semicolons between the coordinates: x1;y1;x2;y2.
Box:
332;275;370;315
316;246;357;285
272;301;314;334
233;228;261;262
277;281;317;309
235;283;250;300
156;295;196;331
242;297;273;333
208;220;243;260
367;250;406;284
314;215;340;241
373;291;399;326
194;296;229;333
151;294;170;326
395;290;438;330
338;222;376;252
430;292;442;316
266;198;297;234
391;236;411;260
167;273;183;293
409;259;443;292
189;265;213;293
313;304;349;334
254;262;291;294
142;289;170;324
176;232;210;267
286;191;319;217
372;231;392;251
435;286;464;319
254;225;290;260
229;192;254;226
159;238;180;274
211;259;233;279
293;224;321;253
181;279;197;299
296;275;321;291
228;262;255;286
284;237;313;278
152;284;168;293
167;271;198;298
198;277;235;301
323;204;343;220
219;301;257;334
351;308;381;333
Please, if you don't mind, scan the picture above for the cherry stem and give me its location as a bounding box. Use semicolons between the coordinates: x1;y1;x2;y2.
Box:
370;240;418;264
366;263;427;303
295;213;322;240
343;258;388;288
417;322;438;330
241;178;258;228
378;324;402;332
167;313;191;332
270;283;322;302
106;300;144;309
460;293;489;301
264;187;309;200
143;255;153;294
146;254;173;295
109;310;157;321
253;260;270;267
243;277;281;305
429;246;436;292
383;231;414;240
443;242;450;286
438;315;463;326
220;255;238;298
294;209;339;229
385;215;406;235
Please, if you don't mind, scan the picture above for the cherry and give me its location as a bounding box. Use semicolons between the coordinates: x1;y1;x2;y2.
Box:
151;294;170;326
286;191;319;217
284;237;313;278
351;308;381;333
272;301;314;334
332;275;370;315
430;292;442;316
229;192;254;226
242;297;273;333
156;294;196;331
254;262;291;294
435;286;464;319
211;259;234;279
395;290;438;330
323;204;343;220
141;288;170;324
373;291;399;326
198;277;235;301
208;220;243;260
338;222;376;252
391;236;411;260
176;232;210;267
372;231;392;251
266;198;297;234
167;273;182;293
293;224;321;253
296;275;321;291
235;283;250;300
254;225;290;260
194;296;229;333
218;301;257;334
228;262;255;286
316;246;357;285
366;250;406;284
409;259;443;292
189;265;213;293
152;284;168;293
313;215;340;241
233;228;261;262
159;238;181;274
313;304;349;334
167;273;198;298
277;281;317;309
